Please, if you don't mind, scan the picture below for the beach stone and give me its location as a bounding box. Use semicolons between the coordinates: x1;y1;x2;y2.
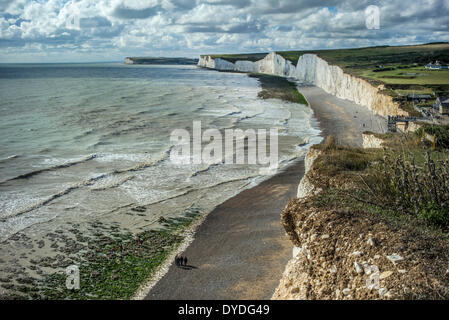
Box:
387;254;404;264
354;262;363;274
292;246;301;258
342;288;351;296
380;271;393;280
378;288;388;297
367;237;376;246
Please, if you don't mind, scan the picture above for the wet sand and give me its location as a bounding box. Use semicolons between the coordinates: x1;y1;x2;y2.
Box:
145;84;386;300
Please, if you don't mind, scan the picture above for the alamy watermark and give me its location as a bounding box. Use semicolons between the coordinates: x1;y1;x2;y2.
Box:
66;265;80;290
365;5;380;30
169;121;279;175
66;13;80;30
364;264;380;290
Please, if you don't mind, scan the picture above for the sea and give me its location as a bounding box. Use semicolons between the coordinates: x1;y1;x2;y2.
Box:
0;63;321;251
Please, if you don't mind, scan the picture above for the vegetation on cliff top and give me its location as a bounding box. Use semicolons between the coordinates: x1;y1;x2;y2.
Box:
125;57;198;65
209;43;449;117
419;124;449;149
312;133;449;229
211;42;449;88
279;133;449;299
207;53;268;63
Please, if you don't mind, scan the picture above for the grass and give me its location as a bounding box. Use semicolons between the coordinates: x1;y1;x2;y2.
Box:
126;57;198;65
395;88;435;96
310;136;384;180
360;66;449;85
249;73;308;105
419;123;449;149
309;133;449;230
207;53;268;63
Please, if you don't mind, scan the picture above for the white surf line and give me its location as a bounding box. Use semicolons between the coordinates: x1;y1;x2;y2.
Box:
0;154;97;185
0;154;169;222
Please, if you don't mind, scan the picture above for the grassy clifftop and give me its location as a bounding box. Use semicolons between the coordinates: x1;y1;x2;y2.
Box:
207;43;449;89
276;133;449;299
125;57;198;65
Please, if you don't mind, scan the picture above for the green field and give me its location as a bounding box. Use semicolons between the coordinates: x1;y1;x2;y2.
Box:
125;57;198;65
360;66;449;85
207;53;268;63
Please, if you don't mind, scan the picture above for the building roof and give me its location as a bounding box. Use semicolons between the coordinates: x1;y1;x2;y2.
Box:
407;94;432;99
438;96;449;107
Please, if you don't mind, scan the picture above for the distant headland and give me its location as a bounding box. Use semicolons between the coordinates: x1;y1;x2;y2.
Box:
124;57;199;65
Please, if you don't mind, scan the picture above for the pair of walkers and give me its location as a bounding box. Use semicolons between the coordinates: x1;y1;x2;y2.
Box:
175;255;188;267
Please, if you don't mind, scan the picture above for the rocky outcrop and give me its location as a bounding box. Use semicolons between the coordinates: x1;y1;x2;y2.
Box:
362;133;385;149
198;52;407;118
397;121;422;133
297;148;322;198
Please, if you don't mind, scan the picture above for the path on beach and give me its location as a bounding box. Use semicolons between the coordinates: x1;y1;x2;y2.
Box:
299;85;387;146
145;85;386;300
146;160;301;300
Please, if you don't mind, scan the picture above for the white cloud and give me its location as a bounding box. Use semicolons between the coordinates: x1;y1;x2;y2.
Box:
0;0;448;62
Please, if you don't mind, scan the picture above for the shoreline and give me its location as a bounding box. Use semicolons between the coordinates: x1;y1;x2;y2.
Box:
0;67;319;300
141;75;386;299
134;74;320;299
0;69;385;300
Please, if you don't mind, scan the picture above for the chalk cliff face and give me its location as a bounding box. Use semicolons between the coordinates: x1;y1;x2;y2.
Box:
124;58;134;64
295;54;406;117
296;148;322;199
362;133;385;149
198;52;296;77
198;52;407;117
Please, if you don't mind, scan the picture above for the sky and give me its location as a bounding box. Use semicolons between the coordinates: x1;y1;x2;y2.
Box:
0;0;448;62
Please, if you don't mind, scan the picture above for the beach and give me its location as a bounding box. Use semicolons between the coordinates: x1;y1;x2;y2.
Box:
143;83;386;299
0;64;319;299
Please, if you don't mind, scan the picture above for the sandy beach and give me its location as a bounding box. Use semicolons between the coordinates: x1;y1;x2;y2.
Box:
144;84;387;299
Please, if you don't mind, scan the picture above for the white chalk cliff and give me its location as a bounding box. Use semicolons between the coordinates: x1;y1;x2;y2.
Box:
198;53;407;117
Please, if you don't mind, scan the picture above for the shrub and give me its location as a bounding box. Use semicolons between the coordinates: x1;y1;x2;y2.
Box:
362;151;449;228
421;124;449;149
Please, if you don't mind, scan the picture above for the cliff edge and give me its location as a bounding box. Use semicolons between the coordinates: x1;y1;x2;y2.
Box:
198;52;407;118
273;137;449;300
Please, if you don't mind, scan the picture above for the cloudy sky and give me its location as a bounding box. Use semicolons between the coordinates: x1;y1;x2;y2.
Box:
0;0;448;62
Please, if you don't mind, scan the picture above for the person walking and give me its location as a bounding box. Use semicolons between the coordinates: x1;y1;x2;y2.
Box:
184;256;188;267
175;255;179;266
179;256;183;266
